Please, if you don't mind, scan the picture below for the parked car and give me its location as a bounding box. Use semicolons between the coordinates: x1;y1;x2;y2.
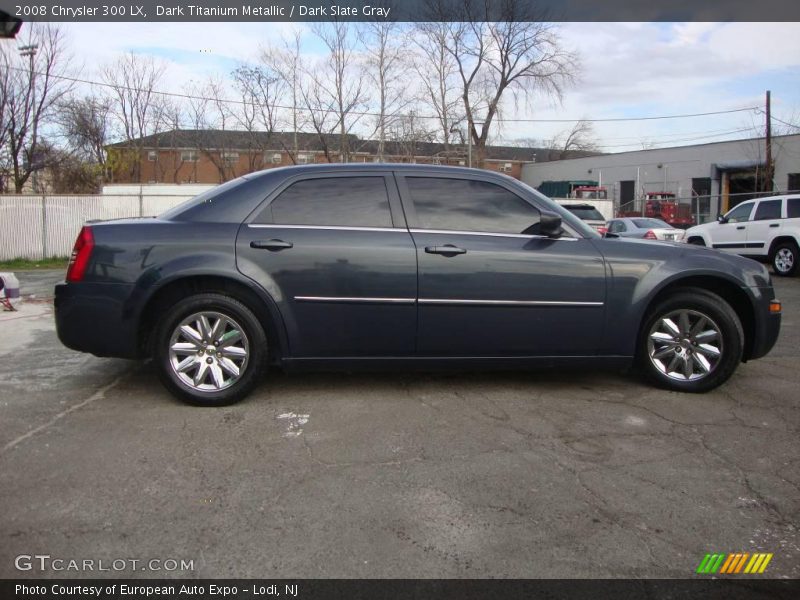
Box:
55;165;781;406
606;217;686;241
560;203;607;232
683;194;800;276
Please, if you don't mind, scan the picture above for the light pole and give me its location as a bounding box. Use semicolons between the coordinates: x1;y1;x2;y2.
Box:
19;44;38;192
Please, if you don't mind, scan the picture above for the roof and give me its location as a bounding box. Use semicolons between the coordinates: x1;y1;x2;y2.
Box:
107;129;601;163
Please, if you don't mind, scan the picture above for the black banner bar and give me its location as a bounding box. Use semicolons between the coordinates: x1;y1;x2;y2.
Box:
2;0;800;23
3;579;800;600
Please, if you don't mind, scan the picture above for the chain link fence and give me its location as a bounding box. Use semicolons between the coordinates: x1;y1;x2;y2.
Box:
0;194;194;260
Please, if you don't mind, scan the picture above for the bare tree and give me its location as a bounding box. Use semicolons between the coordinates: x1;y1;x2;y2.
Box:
359;20;410;160
309;21;369;162
1;24;73;193
547;119;598;159
261;30;306;163
56;94;112;168
102;53;166;182
231;64;285;172
427;0;577;167
409;22;464;148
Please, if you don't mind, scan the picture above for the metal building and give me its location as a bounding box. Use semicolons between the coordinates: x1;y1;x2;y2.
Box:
522;134;800;224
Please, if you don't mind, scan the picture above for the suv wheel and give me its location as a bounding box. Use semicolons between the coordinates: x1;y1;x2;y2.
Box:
770;241;798;277
637;290;743;393
154;293;267;406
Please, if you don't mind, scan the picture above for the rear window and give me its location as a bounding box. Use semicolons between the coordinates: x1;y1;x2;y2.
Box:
564;206;604;220
632;218;670;229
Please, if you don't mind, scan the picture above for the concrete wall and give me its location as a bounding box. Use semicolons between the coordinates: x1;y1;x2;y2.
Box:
522;134;800;221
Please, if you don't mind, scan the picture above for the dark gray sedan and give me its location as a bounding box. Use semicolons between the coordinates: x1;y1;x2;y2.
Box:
606;217;686;241
54;165;780;406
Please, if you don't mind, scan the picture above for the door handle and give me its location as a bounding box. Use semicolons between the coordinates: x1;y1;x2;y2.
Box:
250;239;293;251
769;223;780;228
425;244;467;256
736;226;746;230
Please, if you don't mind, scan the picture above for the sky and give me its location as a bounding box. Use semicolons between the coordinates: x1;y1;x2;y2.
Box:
44;21;800;151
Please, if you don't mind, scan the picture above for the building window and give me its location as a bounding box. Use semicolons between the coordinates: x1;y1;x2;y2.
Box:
297;153;313;164
180;150;199;162
499;162;513;172
269;152;283;164
222;151;239;165
147;151;158;162
789;173;800;192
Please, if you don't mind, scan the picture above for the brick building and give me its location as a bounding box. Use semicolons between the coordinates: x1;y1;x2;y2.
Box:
106;129;597;185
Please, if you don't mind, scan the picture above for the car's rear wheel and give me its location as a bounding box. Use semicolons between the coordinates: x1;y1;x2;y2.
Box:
154;293;267;406
637;290;743;393
770;241;798;277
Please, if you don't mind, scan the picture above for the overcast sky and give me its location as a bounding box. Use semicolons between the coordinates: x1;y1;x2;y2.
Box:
55;21;800;151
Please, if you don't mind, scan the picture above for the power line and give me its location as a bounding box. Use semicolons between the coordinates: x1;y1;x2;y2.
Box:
8;65;761;125
594;127;759;150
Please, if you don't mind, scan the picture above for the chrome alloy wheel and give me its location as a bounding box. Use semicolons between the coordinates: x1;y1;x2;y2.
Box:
647;309;723;382
774;247;795;274
168;311;250;393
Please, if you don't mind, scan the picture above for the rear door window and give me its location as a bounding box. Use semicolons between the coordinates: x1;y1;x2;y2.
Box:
787;198;800;219
404;177;539;234
754;199;782;221
256;176;393;227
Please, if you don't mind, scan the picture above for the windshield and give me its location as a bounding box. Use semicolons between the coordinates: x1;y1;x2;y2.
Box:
158;177;248;220
632;218;670;229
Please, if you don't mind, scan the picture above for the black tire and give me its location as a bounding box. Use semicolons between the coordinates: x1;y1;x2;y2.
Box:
637;289;743;393
154;293;267;406
770;240;798;277
687;237;705;246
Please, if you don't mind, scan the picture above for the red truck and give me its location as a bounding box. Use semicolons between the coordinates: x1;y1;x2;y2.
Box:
618;192;695;229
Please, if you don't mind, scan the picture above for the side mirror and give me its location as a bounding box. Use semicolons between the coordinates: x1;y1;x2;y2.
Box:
717;214;728;224
539;211;563;238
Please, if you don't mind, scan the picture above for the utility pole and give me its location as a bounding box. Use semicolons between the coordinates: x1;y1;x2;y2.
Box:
765;90;773;193
19;44;39;192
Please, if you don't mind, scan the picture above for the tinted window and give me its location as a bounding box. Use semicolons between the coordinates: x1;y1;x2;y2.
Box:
633;218;670;229
406;177;539;234
725;202;753;223
564;206;604;220
256;177;392;227
754;199;782;221
788;198;800;219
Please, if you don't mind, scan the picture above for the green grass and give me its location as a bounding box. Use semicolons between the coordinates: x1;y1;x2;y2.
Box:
0;257;69;271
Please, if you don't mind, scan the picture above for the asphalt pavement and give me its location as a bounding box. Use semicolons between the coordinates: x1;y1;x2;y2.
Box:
1;270;798;578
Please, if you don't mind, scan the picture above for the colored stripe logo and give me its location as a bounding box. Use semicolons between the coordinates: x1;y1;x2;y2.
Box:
696;553;773;574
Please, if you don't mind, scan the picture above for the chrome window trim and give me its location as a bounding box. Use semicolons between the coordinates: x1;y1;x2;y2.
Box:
409;228;578;241
248;224;404;233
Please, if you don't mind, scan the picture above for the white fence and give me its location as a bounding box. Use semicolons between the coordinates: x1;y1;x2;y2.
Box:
0;194;195;260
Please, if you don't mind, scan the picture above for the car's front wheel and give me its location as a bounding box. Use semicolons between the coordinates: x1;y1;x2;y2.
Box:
154;293;267;406
770;240;798;277
637;290;743;393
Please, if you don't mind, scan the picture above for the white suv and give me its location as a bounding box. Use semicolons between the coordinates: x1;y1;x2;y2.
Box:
683;194;800;276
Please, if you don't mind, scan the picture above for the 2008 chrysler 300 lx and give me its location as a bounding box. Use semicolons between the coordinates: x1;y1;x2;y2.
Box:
55;165;781;406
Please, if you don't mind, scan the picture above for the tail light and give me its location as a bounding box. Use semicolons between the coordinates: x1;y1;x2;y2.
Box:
597;227;608;236
66;226;94;282
644;230;657;240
